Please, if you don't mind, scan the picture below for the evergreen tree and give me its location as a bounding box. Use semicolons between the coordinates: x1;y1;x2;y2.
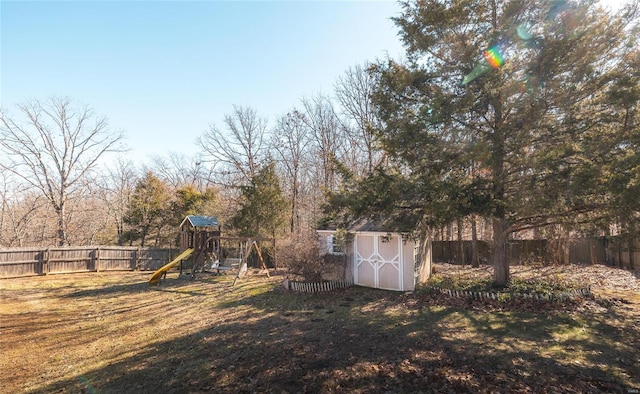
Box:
232;162;288;239
172;186;219;225
124;172;172;247
602;27;640;267
332;0;639;285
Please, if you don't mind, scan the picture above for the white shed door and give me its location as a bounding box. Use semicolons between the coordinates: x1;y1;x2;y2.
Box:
354;234;404;291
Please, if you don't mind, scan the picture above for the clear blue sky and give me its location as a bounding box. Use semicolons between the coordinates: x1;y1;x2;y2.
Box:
1;1;405;163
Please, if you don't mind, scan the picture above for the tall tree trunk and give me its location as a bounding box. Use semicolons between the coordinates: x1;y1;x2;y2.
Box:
117;220;125;246
416;226;432;284
290;182;298;234
446;222;453;262
56;202;67;246
40;224;46;245
618;241;624;268
272;236;277;270
456;217;464;265
562;227;570;265
0;197;5;246
493;217;509;286
471;215;479;268
628;235;635;269
140;227;147;248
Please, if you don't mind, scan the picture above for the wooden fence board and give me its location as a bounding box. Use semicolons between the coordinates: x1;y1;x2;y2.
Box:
432;237;631;268
1;237;635;279
0;247;170;278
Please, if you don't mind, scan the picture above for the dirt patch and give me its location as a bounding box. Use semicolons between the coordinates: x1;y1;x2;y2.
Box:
432;263;640;314
434;262;640;291
0;265;638;393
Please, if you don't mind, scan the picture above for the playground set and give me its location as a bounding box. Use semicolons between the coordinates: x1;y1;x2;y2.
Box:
149;215;270;285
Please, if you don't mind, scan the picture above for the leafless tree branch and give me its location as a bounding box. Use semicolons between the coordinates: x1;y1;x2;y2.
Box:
0;97;125;245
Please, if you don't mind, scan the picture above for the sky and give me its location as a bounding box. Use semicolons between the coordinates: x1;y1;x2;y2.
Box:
0;0;627;165
1;0;405;164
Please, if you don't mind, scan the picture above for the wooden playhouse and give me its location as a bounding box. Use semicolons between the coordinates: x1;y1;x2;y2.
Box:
150;214;272;285
179;215;221;254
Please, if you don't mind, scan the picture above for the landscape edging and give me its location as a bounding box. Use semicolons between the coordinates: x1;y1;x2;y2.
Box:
426;286;592;302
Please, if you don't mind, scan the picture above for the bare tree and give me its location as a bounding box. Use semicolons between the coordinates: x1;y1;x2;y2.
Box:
65;195;113;245
271;110;312;234
6;197;46;247
0;173;48;247
197;105;267;187
0;97;125;246
0;173;8;246
149;151;212;191
335;63;384;174
301;94;344;192
92;158;139;245
1;187;52;247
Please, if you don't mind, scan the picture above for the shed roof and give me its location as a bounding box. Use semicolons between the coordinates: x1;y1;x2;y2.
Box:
180;215;220;228
318;219;411;234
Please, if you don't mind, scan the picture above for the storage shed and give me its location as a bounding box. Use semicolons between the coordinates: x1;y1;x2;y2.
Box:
318;221;432;292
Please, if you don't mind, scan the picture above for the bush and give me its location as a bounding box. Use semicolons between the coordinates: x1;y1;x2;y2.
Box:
279;233;345;281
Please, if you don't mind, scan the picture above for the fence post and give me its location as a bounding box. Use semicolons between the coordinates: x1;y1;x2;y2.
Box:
95;247;101;272
135;247;141;271
43;248;50;275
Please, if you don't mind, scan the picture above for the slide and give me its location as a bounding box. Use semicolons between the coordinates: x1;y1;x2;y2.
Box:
148;248;194;285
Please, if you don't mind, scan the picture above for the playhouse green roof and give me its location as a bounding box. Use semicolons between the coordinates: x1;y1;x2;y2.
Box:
180;215;220;228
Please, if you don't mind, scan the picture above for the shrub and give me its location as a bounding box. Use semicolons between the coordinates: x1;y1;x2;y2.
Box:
279;232;345;281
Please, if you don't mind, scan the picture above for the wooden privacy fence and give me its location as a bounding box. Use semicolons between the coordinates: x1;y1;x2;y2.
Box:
432;237;636;268
0;246;171;278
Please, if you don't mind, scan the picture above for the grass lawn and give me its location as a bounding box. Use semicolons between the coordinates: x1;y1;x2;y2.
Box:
0;266;638;393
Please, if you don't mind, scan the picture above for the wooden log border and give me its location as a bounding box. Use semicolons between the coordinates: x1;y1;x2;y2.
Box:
284;279;354;293
426;286;592;302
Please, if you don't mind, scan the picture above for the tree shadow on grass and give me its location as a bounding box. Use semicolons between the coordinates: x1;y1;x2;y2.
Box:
59;274;227;299
26;282;640;394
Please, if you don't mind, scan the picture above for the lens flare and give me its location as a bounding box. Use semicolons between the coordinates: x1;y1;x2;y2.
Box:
461;63;491;86
517;23;534;40
461;0;583;87
484;46;504;69
461;44;506;85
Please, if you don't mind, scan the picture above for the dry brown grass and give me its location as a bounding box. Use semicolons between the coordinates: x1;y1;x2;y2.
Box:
0;264;639;393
